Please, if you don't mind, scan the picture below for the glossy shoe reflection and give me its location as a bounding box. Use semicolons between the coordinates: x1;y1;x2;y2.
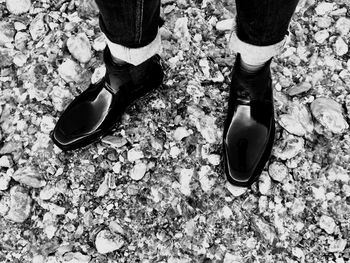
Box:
223;54;275;187
52;48;163;151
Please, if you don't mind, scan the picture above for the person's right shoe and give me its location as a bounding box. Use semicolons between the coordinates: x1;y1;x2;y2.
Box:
52;48;163;151
223;54;275;187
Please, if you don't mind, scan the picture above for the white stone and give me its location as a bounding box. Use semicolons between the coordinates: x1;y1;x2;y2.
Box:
0;22;15;46
334;37;348;56
13;52;27;67
273;135;304;160
314;30;329;44
170;146;181;158
226;182;247;197
40;115;55;134
39;185;57;200
173;127;190;141
95;230;124;254
129;162;147;181
0;173;11;190
206;154;220;166
67;33;92;63
95;174;109;197
12;167;46;188
91;65;106;84
268;162;289;183
335;17;350;36
198;166;215;192
199;58;210;78
179;168;193;196
29;14;46;41
223;253;242;263
112;162;121;174
0;156;12;168
292;247;305;259
61;252;90;263
93;34;106;51
6;0;31;14
109;221;125;235
315;2;334;15
174;17;191;50
319;215;336;234
216;19;235;31
58;59;82;83
329;239;347;253
311;98;348;134
311;186;326;200
259;171;272;196
49;85;74;112
6;186;31;223
127;148;144;162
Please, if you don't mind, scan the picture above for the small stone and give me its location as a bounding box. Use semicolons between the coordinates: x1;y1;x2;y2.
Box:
268;162;289;183
39;185;57;200
77;0;99;17
259;171;272;195
329;239;347;253
95;230;124;254
0;22;15;46
129;162;147;181
40;115;55;134
67;33;92;63
112;162;121;174
251;216;277;245
327;166;349;182
96;174;109;197
109;221;125;235
0;48;13;67
13;52;27;67
223;253;242;263
216;19;235;31
334;37;348;56
316;17;332;28
62;252;90;263
169;146;181;157
174;17;191;50
206;154;220;166
179;168;193;196
319;215;336;234
0;155;12;168
173;127;190;141
6;0;31;15
315;2;334;16
91;65;106;84
198;166;215;192
14;22;26;31
226;182;247;197
58;59;82;83
286;82;312;96
0;173;11;190
29;14;47;41
310;98;348;134
312;186;326;200
127;148;144;162
292;247;305;259
92;34;106;51
314;30;329;44
6;186;31;223
335;17;350;36
273;134;304;160
102;136;127;148
12;167;46;188
42;212;57;239
199;58;210;78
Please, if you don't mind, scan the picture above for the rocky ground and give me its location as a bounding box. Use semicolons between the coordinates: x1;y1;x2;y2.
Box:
0;0;349;262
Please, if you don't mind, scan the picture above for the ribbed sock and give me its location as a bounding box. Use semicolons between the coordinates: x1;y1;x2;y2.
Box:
239;53;271;74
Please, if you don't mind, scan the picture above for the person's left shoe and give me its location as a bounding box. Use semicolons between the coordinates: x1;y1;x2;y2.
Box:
223;54;275;187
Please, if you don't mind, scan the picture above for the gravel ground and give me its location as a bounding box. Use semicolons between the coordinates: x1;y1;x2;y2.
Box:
0;0;349;262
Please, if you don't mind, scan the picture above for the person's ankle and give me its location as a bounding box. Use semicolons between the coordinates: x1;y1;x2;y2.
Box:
239;53;271;74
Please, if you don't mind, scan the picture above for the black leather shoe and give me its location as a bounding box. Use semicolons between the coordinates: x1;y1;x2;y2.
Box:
223;54;275;187
52;48;163;151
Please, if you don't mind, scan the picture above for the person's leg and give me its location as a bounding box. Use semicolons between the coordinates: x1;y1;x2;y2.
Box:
223;0;299;186
95;0;161;65
52;1;163;151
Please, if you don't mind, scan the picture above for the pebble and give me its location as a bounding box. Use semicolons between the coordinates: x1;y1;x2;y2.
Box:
58;59;82;83
179;168;193;196
173;127;190;141
287;82;312;96
169;146;181;157
95;230;124;254
310;98;348;134
50;85;74;112
268;162;289;183
0;173;11;190
109;221;125;235
12;167;46;188
174;17;191;50
206;154;220;166
198;166;215;192
129;162;147;181
319;215;336;234
0;22;15;46
334;37;348;56
0;155;12;168
216;18;235;31
42;212;57;239
278;102;314;137
273;134;304;160
40;115;55;134
67;33;92;63
292;247;305;260
6;0;31;14
61;252;90;263
29;14;46;41
39;185;57;200
223;253;242;263
14;22;26;31
199;58;210;78
335;17;350;36
102;136;127;148
316;17;332;28
0;48;13;67
92;34;106;51
315;2;334;16
13;52;27;67
5;186;31;223
95;174;109;197
251;216;277;245
259;172;272;196
329;239;347;253
91;65;106;84
127;148;144;162
226;182;247;197
314;30;329;44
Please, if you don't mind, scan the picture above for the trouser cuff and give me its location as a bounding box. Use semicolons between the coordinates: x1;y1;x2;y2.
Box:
105;30;162;66
228;26;288;65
